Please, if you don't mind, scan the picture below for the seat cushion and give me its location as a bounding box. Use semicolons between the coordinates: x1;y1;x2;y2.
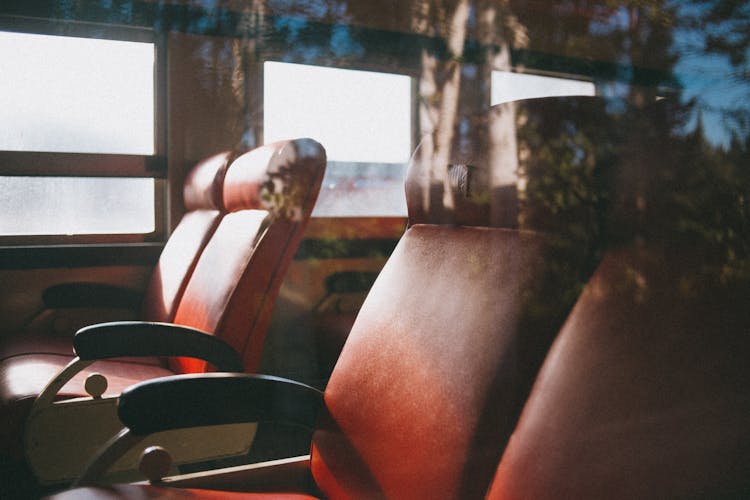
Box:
0;332;165;366
0;332;74;360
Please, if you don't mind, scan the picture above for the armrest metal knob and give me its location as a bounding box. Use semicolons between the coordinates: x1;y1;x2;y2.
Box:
84;373;108;399
139;445;173;483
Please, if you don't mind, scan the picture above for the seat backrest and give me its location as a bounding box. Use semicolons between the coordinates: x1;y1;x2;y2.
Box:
308;136;588;499
486;245;750;499
168;138;327;374
141;151;237;323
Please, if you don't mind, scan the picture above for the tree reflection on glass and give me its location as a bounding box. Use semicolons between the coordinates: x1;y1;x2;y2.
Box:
6;0;746;272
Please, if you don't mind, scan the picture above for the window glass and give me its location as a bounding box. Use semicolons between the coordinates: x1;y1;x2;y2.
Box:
264;62;412;163
491;71;596;105
264;62;412;216
0;176;155;235
0;31;154;154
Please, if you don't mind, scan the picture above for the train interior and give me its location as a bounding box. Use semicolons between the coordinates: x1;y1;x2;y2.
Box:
0;0;748;498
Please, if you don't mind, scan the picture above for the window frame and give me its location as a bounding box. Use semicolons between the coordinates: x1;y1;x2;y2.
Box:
0;16;167;246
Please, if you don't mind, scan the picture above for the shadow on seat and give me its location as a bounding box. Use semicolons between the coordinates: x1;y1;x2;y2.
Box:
0;139;326;488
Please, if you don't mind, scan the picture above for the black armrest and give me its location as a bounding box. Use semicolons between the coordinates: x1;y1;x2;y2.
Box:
43;283;142;310
118;373;324;435
73;373;323;487
73;322;244;372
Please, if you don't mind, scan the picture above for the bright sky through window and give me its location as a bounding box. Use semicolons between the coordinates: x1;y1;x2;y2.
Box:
264;62;412;164
491;71;595;105
0;31;154;154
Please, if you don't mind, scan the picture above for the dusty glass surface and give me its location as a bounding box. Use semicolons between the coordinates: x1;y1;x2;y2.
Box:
263;61;412;215
0;29;156;236
0;176;155;235
0;31;155;154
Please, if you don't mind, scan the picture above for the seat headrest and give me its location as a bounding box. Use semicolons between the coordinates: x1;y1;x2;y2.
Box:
405;142;494;227
223;138;326;220
406;95;626;230
183;151;237;211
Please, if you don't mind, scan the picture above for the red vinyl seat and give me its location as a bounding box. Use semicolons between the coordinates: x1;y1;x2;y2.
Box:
0;139;326;487
164;138;327;375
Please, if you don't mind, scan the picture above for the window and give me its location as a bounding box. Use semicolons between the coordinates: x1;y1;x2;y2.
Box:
491;71;595;105
0;177;154;236
0;27;161;240
0;31;155;154
263;62;413;216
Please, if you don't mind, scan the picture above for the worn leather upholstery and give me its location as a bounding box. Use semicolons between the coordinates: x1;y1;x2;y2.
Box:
486;244;750;499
